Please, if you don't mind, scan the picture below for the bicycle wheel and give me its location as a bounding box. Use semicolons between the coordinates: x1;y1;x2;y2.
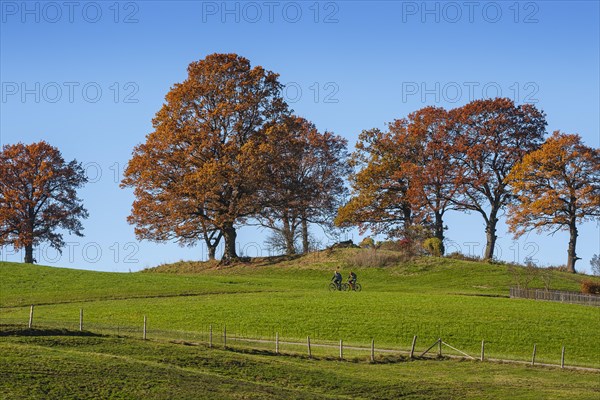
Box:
328;283;338;292
341;283;349;291
354;283;362;292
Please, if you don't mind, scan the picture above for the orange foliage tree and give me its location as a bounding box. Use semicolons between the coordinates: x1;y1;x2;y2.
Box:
335;106;457;252
506;131;600;273
449;98;547;260
121;54;288;262
0;141;88;264
257;116;349;254
335;126;413;238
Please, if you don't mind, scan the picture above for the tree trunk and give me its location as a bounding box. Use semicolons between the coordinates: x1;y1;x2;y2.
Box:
207;245;217;261
203;230;222;261
402;201;413;227
24;244;34;264
282;216;296;255
221;223;238;263
483;210;498;260
434;211;445;256
566;218;578;273
301;217;309;254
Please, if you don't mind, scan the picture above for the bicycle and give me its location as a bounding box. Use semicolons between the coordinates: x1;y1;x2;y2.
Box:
347;281;362;292
328;281;348;291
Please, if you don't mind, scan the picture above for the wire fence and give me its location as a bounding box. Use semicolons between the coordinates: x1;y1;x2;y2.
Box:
2;306;599;373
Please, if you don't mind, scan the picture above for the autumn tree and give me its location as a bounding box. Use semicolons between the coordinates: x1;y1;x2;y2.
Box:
449;98;547;260
335;126;413;238
506;131;600;273
399;106;457;253
0;141;88;264
257;116;349;255
121;53;288;262
335;107;457;253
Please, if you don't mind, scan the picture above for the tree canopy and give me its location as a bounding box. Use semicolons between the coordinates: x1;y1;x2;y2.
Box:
506;131;600;272
122;53;290;262
258;116;349;254
449;98;547;260
0;141;88;264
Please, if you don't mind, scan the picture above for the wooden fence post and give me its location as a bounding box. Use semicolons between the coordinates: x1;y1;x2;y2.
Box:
370;339;375;362
28;305;34;329
275;332;279;355
339;339;343;360
143;316;147;340
223;325;227;349
307;336;312;358
410;336;417;359
480;340;485;362
79;309;83;332
531;344;537;366
438;338;442;357
561;346;565;369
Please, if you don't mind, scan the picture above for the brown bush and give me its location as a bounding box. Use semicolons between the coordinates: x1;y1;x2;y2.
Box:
581;279;600;294
377;240;404;252
546;264;568;272
345;249;407;268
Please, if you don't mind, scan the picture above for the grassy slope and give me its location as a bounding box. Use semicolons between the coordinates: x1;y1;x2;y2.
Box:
1;253;599;368
1;253;599;399
1;328;598;400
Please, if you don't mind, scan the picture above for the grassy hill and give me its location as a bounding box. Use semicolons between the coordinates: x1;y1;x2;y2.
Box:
1;250;599;399
1;327;598;400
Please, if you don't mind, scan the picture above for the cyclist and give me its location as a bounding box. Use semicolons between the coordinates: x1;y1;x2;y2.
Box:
348;271;357;290
332;268;343;290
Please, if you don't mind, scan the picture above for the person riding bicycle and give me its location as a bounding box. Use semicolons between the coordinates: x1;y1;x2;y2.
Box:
348;271;357;290
332;269;343;290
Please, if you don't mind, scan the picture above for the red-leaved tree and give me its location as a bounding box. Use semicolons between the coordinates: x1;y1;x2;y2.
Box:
0;141;88;264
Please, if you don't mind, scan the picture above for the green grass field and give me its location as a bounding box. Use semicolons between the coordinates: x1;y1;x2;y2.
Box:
1;328;599;400
1;250;599;399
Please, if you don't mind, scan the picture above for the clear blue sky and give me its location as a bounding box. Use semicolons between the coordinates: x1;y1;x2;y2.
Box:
1;1;598;272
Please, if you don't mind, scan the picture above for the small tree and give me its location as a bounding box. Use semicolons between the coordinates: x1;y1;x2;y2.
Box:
0;141;88;264
591;255;600;276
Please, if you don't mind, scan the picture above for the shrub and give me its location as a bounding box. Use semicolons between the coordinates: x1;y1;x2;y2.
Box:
359;237;375;249
581;279;600;294
377;240;403;252
591;254;600;276
345;248;407;268
508;264;539;290
423;238;443;257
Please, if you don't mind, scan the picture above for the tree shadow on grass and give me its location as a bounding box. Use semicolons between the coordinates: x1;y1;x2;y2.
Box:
0;324;103;337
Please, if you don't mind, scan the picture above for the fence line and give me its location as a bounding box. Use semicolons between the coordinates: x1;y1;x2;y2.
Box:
2;310;599;373
509;287;600;306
